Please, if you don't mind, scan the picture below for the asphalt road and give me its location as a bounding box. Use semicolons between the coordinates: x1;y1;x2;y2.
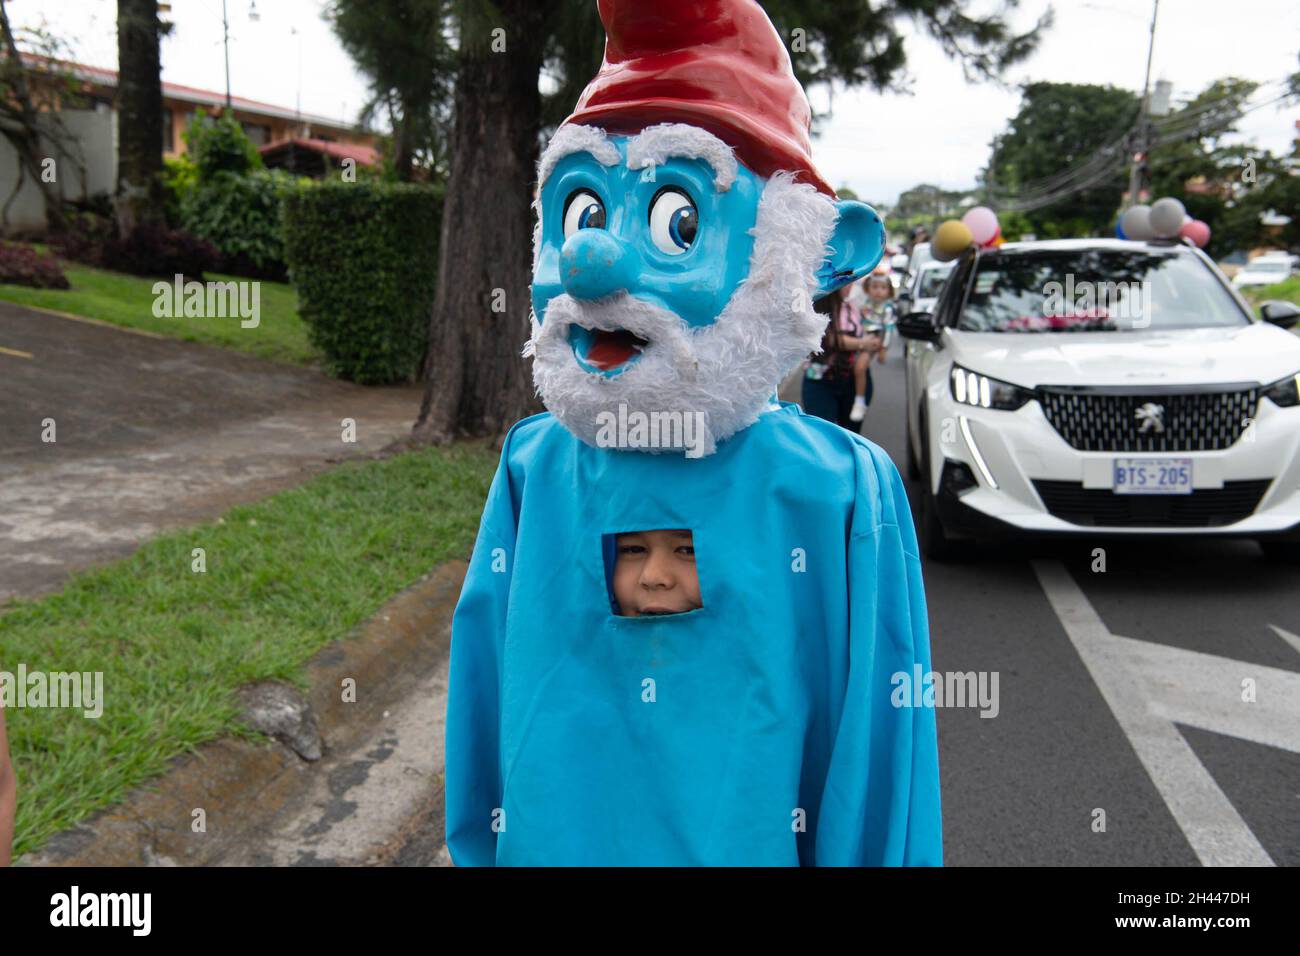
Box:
853;354;1299;867
0;302;422;601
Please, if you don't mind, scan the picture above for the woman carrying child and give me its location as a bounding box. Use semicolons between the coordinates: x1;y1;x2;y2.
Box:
801;284;882;432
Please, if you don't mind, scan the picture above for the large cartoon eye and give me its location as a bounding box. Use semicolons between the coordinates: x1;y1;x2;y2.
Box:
648;187;697;255
563;190;605;238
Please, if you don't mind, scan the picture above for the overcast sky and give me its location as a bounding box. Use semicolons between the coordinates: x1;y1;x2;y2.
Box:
14;0;1300;205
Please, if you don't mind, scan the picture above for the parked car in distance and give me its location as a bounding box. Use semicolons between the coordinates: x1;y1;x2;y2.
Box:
898;238;1300;561
897;260;955;317
889;252;910;292
1232;255;1294;289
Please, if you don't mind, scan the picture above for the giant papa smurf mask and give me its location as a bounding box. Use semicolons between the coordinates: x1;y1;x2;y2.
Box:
526;0;886;456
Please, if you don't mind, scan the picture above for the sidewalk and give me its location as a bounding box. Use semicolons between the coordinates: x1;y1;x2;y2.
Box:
0;302;423;602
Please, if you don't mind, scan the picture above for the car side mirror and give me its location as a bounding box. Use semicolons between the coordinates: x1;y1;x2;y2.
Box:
898;311;940;342
1259;300;1300;328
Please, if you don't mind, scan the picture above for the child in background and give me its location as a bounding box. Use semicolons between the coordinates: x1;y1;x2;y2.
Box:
845;281;877;424
861;272;898;367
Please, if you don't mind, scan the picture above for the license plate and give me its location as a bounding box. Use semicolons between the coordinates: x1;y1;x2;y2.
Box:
1113;458;1193;495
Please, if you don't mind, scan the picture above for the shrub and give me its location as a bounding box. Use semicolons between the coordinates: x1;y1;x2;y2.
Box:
184;110;263;178
0;241;70;289
51;212;116;267
52;213;216;280
162;154;200;228
101;222;219;280
180;169;296;280
282;182;442;384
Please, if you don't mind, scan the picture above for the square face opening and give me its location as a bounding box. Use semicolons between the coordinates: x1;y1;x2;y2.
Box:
604;529;704;618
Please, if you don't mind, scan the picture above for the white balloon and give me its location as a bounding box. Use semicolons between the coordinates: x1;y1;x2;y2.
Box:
1149;197;1187;238
1121;205;1154;240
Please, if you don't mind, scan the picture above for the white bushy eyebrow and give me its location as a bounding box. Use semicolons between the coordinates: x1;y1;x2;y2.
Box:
626;123;738;192
537;124;621;187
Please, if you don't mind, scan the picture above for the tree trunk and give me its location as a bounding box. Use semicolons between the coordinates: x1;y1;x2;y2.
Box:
392;110;413;182
0;0;67;235
115;0;165;235
412;0;554;446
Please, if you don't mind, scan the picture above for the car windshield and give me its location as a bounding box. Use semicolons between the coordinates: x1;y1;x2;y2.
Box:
918;266;953;298
956;248;1250;333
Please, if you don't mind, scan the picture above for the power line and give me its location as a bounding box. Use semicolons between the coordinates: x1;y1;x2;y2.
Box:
983;77;1295;212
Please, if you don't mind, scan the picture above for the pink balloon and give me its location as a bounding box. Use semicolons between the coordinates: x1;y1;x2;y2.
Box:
962;206;1000;245
1179;219;1210;248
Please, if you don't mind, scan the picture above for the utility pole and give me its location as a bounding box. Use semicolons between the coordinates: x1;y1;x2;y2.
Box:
221;0;231;109
1125;0;1159;208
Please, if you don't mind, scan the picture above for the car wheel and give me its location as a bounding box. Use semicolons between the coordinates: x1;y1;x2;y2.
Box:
918;413;960;561
1258;539;1300;563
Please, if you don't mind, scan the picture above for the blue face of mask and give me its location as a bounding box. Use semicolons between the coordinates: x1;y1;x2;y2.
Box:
532;136;762;330
531;133;887;335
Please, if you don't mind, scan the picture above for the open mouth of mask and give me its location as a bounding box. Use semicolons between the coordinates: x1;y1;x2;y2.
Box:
568;326;651;374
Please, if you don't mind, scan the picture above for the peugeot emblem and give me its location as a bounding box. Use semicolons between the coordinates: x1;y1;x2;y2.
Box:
1135;402;1165;434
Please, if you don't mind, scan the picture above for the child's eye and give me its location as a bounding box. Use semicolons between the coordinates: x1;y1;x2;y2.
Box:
676;546;695;557
618;545;646;555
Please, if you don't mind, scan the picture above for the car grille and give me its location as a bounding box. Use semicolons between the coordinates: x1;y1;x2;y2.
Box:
1038;387;1258;452
1032;480;1272;528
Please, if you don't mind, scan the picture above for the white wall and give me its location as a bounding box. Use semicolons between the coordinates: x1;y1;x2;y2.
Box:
0;108;116;235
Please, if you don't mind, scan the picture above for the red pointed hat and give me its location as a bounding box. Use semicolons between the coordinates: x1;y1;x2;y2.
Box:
564;0;834;196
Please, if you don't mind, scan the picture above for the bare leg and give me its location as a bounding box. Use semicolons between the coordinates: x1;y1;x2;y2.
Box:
850;352;870;422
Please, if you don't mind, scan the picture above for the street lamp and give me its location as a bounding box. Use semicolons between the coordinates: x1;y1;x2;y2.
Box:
220;0;259;111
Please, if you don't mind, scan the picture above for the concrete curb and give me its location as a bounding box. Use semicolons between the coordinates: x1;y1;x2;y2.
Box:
20;559;467;866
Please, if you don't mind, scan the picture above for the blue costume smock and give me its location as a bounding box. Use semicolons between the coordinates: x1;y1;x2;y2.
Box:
444;402;943;865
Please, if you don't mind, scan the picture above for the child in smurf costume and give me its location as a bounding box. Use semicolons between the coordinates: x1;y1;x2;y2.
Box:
445;0;943;867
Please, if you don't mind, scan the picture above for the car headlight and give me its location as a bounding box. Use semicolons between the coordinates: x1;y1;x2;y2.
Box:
1262;372;1300;408
949;365;1035;410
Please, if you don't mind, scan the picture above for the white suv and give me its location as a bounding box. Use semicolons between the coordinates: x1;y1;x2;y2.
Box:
898;239;1300;561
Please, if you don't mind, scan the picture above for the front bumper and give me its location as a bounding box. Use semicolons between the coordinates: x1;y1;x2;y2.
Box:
928;392;1300;539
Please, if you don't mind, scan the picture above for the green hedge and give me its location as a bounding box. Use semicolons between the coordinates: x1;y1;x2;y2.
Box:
182;169;297;280
282;183;442;384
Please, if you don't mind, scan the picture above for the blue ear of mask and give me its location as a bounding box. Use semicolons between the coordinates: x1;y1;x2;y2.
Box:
814;200;887;299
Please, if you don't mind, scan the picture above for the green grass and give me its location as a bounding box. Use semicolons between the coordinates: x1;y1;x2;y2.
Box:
0;442;498;859
1242;277;1300;336
0;253;320;366
1242;276;1300;307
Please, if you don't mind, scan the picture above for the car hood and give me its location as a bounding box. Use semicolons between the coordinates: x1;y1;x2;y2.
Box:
949;323;1300;388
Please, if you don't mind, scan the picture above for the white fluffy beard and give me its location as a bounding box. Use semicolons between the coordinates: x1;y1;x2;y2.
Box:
525;172;838;457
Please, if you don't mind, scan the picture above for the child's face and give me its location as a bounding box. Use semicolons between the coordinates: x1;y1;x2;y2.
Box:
613;529;702;616
867;279;890;301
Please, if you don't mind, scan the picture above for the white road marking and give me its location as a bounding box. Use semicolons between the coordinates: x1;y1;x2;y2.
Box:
1032;560;1289;867
1269;624;1300;657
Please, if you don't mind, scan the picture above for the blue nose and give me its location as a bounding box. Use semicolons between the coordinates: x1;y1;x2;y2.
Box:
561;229;635;300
